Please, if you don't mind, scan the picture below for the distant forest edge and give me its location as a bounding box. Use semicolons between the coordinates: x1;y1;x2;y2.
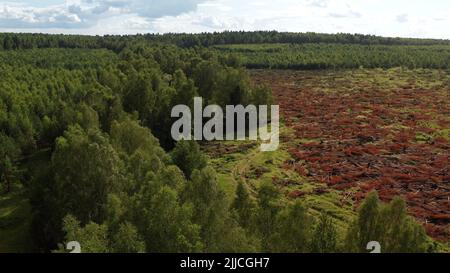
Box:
1;31;450;50
1;31;449;70
213;43;450;69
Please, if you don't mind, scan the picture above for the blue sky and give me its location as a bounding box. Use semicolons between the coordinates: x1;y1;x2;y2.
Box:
0;0;448;38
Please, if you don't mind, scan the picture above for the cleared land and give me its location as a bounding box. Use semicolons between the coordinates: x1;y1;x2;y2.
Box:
248;68;449;241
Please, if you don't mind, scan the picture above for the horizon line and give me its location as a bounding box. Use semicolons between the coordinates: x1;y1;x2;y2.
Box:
0;30;449;41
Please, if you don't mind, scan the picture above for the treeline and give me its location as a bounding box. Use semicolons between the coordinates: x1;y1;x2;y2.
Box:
214;43;450;69
143;31;450;47
1;31;449;52
0;33;126;52
2;32;448;71
54;167;432;253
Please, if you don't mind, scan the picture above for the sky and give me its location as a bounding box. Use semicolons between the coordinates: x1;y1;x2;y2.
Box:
0;0;448;39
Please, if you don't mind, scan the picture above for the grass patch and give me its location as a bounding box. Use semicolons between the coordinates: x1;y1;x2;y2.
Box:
203;124;356;238
0;184;34;253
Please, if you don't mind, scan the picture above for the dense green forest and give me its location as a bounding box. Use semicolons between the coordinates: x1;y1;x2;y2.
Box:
0;32;447;253
1;31;449;69
2;31;450;50
0;41;271;252
214;43;450;69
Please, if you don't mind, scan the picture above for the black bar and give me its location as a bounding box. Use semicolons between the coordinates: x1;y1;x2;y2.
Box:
1;253;447;272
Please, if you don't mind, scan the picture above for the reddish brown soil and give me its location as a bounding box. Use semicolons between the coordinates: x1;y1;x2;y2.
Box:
251;69;450;241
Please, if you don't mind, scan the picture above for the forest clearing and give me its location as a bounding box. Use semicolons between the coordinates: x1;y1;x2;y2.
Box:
249;69;449;241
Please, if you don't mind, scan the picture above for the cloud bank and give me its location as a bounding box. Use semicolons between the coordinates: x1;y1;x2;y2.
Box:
0;0;207;28
0;0;448;39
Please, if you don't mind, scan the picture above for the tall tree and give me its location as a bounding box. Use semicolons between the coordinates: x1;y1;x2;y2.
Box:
0;134;19;193
111;222;145;253
231;180;254;229
171;140;207;179
60;215;109;253
345;191;428;253
183;167;229;252
135;185;203;252
310;212;338;253
256;182;280;252
273;201;313;253
51;125;121;224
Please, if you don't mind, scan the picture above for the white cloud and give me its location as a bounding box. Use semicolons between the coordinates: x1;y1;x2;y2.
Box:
0;2;111;28
328;10;361;19
0;0;207;29
306;0;329;8
396;14;408;23
86;0;207;18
